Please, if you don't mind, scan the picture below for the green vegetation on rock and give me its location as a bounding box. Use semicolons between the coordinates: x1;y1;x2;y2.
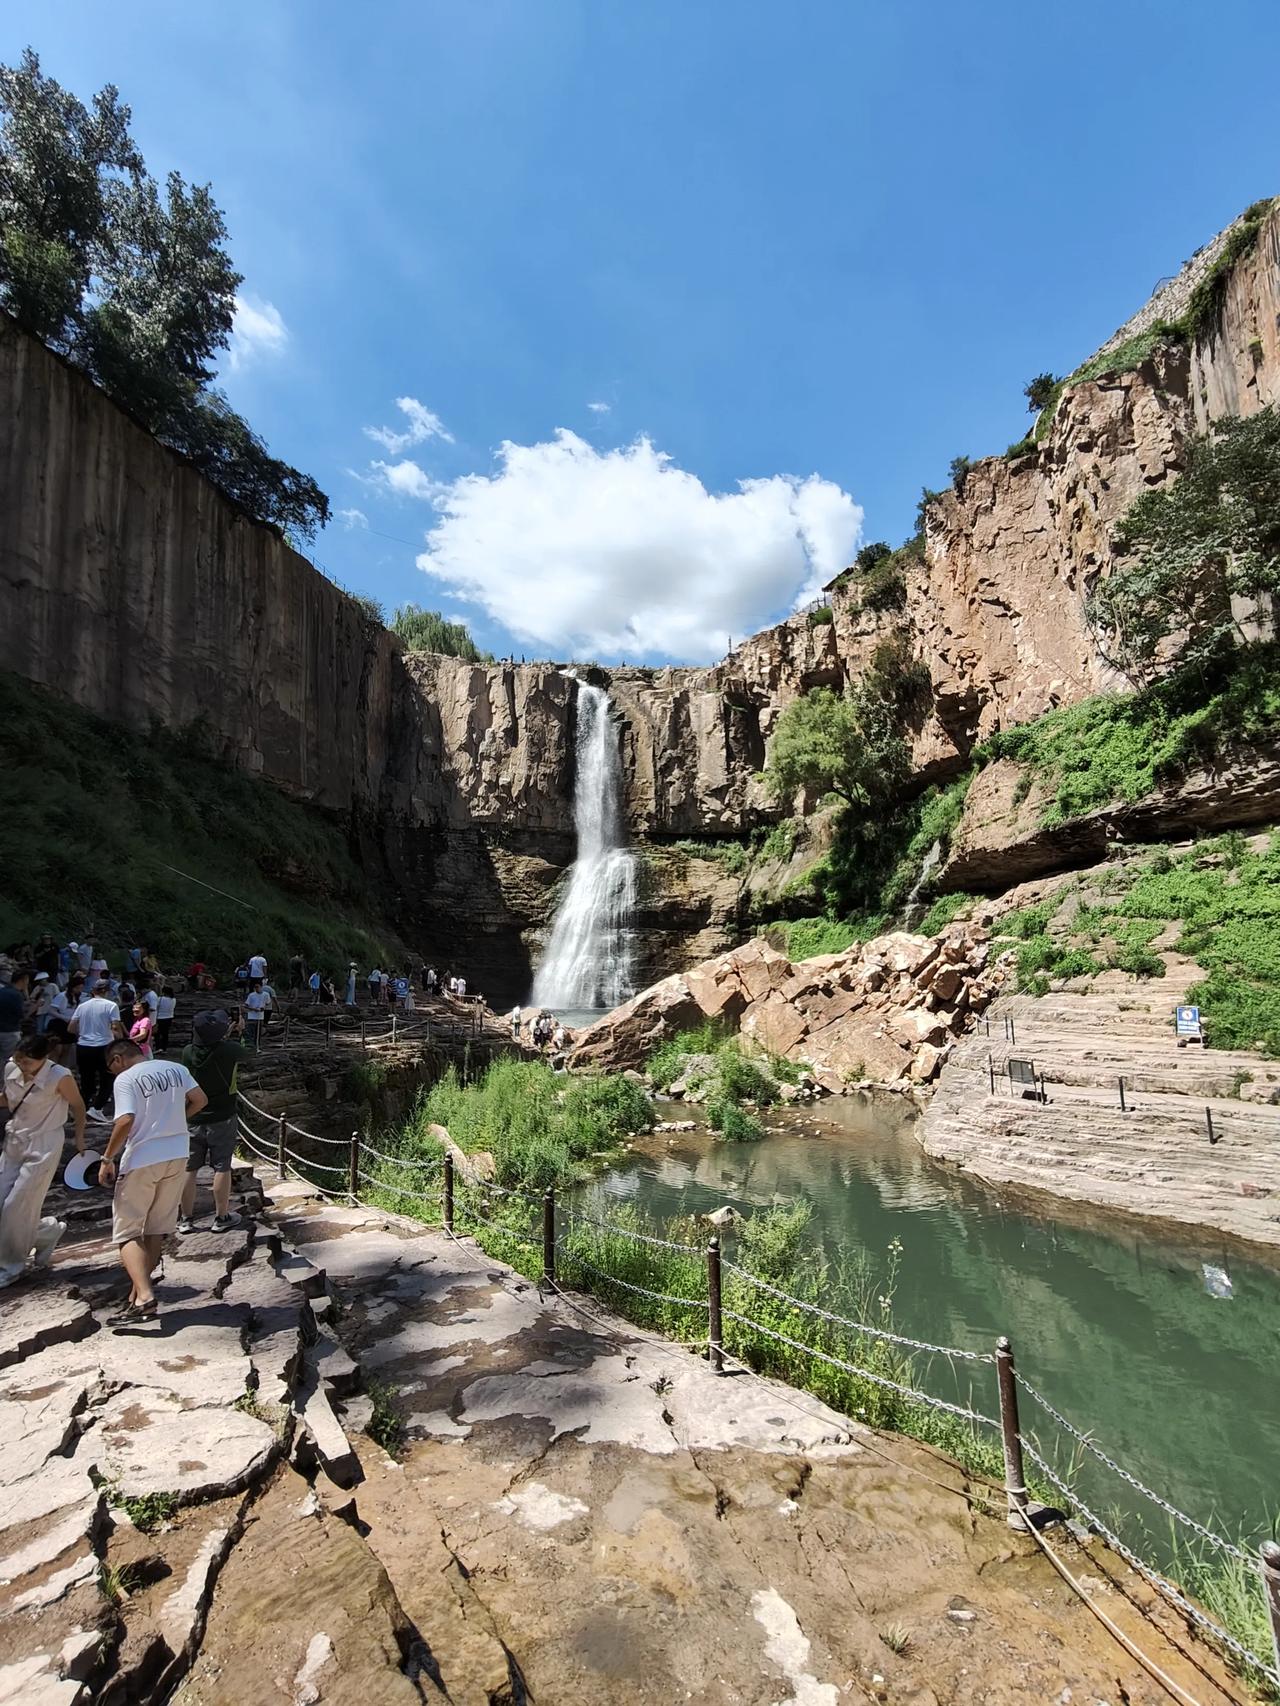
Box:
421;1058;653;1190
391;604;494;662
0;669;402;970
0;50;328;538
978;642;1280;826
670;839;750;874
1090;407;1280;683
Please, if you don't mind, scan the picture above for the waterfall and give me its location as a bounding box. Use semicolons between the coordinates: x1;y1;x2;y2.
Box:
532;680;637;1010
902;838;943;926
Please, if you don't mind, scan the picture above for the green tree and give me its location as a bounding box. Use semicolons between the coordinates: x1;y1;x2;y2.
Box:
391;605;493;662
949;454;973;494
1024;372;1061;414
0;48;329;540
765;684;909;809
854;540;892;574
1089;407;1280;682
0;48;139;344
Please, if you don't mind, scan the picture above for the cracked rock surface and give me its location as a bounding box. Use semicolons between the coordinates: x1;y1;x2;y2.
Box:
1;1167;1250;1704
252;1187;1244;1706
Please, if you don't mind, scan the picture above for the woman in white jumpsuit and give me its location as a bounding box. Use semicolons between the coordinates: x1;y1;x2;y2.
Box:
1;1034;87;1287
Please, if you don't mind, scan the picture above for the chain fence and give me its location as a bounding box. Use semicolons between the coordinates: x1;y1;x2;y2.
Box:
233;1092;1279;1686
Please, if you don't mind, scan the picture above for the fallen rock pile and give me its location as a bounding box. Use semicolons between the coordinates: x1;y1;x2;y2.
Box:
568;927;1006;1089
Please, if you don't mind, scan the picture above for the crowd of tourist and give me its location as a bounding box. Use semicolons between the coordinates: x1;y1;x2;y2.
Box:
0;932;571;1317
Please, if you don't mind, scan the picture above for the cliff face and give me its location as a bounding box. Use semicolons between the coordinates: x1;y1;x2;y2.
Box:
0;323;438;827
4;201;1279;995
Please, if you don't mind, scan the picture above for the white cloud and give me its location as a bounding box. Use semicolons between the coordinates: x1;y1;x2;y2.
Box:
367;459;446;502
228;294;288;370
414;431;861;663
338;507;368;529
587;400;611;414
365;396;454;453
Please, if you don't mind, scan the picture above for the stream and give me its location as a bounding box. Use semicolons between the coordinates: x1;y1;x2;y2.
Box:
577;1093;1280;1549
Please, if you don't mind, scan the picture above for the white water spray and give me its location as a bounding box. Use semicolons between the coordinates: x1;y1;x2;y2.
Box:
532;680;637;1010
903;838;943;924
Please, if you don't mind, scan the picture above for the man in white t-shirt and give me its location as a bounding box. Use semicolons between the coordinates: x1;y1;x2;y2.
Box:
68;982;123;1122
248;952;267;982
100;1040;207;1324
242;981;268;1048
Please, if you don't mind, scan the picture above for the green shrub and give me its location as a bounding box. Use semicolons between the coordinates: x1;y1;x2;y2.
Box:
420;1057;652;1188
766;917;863;960
716;1048;778;1106
920;891;974;933
807;605;834;627
391;604;493;661
997;901;1058;940
755;818;800;864
670;839;749;873
707;1097;764;1141
1005;435;1037;460
1111;944;1165;978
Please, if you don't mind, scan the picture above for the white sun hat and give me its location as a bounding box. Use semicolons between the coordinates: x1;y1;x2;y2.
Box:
64;1151;104;1191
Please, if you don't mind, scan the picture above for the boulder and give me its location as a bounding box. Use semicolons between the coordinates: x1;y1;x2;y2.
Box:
911;1042;948;1082
567;974;702;1073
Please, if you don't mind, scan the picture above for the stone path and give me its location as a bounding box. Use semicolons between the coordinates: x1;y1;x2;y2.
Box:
0;1163;1254;1704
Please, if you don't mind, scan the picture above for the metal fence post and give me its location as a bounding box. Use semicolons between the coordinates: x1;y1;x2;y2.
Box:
392;1012;398;1045
325;1016;332;1046
361;1018;367;1050
443;1151;454;1231
277;1111;287;1180
988;1053;995;1093
543;1188;555;1282
284;1014;291;1046
1119;1075;1127;1112
1206;1106;1218;1145
707;1237;724;1373
1260;1541;1280;1678
995;1336;1029;1530
349;1129;360;1201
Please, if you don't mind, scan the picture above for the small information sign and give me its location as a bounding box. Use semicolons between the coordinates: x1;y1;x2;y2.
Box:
1008;1057;1037;1091
1175;1005;1203;1040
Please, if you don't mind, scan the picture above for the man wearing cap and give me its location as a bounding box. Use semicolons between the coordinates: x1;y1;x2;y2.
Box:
100;1040;206;1323
179;1010;248;1233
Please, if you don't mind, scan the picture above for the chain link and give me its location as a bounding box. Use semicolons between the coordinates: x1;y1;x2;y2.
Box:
561;1247;709;1309
567;1207;703;1254
359;1137;441;1169
1019;1438;1277;1684
1014;1371;1251;1564
721;1308;1000;1429
722;1258;993;1363
358;1170;434;1206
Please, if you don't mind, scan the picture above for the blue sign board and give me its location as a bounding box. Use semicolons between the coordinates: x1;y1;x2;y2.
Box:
1175;1005;1202;1038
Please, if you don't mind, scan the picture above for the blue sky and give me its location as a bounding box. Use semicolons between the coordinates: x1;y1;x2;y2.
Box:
15;2;1280;663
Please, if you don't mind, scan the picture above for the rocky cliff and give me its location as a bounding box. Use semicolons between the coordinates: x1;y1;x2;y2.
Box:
4;199;1278;994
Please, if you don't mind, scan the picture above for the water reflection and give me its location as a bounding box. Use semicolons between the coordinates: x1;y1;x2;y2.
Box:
580;1093;1280;1541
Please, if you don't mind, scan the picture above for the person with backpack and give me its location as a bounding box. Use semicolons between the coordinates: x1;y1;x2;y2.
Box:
178;1009;247;1234
0;1035;87;1287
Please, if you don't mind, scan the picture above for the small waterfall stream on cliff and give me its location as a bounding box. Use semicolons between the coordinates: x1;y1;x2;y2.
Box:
532;680;637;1011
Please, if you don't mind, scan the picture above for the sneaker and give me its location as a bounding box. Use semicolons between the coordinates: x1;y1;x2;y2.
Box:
87;1107;112;1124
177;1216;197;1235
211;1213;240;1232
32;1221;65;1267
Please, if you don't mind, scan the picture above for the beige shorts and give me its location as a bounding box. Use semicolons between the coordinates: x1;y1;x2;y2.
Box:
112;1158;187;1247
